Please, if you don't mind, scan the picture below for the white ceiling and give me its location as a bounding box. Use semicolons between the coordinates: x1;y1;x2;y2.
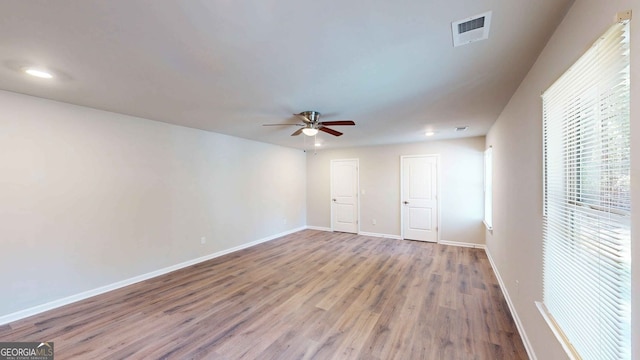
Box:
0;0;572;150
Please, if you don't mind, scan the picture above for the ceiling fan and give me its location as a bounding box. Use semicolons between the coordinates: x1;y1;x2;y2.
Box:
263;111;355;137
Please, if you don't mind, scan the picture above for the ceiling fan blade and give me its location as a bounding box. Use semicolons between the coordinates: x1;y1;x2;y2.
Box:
291;128;304;136
319;126;343;136
319;120;355;126
263;123;304;126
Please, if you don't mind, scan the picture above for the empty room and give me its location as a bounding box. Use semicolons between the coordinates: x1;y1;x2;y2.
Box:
0;1;638;359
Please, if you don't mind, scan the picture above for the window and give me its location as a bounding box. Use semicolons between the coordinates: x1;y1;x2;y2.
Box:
484;147;492;230
540;20;631;360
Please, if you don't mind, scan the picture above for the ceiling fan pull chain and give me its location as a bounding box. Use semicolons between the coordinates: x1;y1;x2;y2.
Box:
314;133;317;155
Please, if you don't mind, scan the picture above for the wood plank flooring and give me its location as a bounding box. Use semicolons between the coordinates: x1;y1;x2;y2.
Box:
0;230;528;359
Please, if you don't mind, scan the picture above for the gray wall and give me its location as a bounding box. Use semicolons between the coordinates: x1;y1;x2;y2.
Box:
0;90;307;317
306;137;485;244
485;0;639;358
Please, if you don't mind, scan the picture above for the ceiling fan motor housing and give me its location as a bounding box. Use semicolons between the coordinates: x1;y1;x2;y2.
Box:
300;111;321;123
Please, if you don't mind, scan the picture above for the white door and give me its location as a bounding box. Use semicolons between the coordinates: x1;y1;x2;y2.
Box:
331;159;359;234
401;155;438;242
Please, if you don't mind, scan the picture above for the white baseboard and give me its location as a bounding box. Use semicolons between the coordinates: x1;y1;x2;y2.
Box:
358;231;402;240
438;239;486;249
485;247;536;360
0;226;306;326
305;225;332;232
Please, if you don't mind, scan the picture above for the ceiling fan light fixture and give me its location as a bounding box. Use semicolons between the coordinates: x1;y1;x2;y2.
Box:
302;128;318;136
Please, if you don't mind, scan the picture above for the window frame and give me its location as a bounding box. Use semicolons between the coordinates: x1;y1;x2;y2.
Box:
538;19;631;360
483;147;493;230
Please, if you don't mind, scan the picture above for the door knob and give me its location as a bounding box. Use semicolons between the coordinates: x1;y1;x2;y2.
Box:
403;201;409;205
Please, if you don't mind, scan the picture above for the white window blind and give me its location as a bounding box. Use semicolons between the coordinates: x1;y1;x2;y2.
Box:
541;20;630;360
484;147;493;230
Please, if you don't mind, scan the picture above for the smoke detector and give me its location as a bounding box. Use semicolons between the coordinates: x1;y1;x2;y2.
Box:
452;11;492;47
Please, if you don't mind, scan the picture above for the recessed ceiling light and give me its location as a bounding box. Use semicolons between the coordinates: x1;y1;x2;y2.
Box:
314;142;322;147
425;131;435;136
24;68;53;79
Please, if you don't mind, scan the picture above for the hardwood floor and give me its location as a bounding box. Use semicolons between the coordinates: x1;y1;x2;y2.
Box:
0;230;528;359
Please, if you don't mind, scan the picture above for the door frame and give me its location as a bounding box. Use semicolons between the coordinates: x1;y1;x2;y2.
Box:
400;154;441;242
330;158;360;234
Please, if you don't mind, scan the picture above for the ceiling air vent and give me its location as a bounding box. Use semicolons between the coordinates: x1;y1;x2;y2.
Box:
452;11;492;47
